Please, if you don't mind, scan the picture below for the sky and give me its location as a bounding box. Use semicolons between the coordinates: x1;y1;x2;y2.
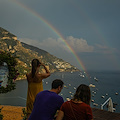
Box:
0;0;120;71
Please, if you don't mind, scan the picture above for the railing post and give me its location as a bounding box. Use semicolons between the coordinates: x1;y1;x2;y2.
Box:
101;97;112;110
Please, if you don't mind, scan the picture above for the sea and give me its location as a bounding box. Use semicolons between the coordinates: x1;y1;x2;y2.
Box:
0;70;120;113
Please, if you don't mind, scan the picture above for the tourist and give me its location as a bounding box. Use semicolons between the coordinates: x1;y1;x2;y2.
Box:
56;84;93;120
28;79;64;120
26;59;50;119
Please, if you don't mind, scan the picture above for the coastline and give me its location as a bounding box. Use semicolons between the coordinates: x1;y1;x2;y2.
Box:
15;70;80;81
0;105;25;120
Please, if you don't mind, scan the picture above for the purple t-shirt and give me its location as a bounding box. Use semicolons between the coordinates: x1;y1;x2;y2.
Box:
28;90;64;120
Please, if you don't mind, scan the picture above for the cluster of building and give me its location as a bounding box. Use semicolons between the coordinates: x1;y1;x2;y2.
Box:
53;60;77;72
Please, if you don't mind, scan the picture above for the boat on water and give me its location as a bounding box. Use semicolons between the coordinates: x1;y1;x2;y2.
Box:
66;97;70;101
101;96;105;98
89;84;95;88
106;93;108;96
73;87;76;90
93;103;98;106
94;77;98;81
64;85;68;88
45;82;48;84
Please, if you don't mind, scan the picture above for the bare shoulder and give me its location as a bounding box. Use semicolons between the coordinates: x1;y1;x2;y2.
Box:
36;73;43;78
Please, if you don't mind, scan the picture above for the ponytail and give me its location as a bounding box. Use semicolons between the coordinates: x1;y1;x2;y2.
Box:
31;59;41;78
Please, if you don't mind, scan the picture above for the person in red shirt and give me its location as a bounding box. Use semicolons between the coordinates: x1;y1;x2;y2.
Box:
56;84;93;120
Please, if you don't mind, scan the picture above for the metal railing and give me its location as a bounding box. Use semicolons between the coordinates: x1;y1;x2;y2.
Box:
101;97;114;112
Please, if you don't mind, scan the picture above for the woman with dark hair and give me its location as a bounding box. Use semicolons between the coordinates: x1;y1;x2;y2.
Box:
56;84;93;120
26;59;50;119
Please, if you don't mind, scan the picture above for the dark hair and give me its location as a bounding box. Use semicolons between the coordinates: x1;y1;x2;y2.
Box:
52;79;64;89
31;59;41;78
73;84;91;105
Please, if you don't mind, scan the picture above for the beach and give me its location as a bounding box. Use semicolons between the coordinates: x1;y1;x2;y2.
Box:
0;105;24;120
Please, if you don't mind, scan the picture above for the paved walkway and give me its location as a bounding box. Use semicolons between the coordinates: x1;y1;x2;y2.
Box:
1;105;24;120
92;108;120;120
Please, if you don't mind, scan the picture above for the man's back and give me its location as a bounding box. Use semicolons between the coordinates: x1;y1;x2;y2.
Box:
28;90;64;120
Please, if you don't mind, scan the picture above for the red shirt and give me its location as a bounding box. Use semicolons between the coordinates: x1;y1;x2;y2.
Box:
60;100;93;120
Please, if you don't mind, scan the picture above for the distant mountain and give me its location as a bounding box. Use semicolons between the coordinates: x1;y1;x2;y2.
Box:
0;27;79;80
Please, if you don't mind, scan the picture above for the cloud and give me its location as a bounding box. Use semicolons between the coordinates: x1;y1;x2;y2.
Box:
95;44;117;54
19;36;117;56
19;36;95;53
39;36;95;53
66;36;94;52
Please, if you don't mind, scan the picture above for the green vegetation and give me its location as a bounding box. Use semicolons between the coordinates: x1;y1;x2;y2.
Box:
21;108;27;120
0;51;19;93
0;106;3;120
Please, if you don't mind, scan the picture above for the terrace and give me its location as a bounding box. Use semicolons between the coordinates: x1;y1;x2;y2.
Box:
92;108;120;120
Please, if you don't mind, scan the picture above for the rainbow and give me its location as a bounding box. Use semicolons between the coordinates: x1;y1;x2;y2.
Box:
11;0;89;77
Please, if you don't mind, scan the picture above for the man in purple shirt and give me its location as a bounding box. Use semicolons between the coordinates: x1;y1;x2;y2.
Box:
28;79;64;120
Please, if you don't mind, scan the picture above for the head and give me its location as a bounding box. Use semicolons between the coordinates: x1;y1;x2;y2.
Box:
31;59;41;78
73;84;91;105
51;79;64;94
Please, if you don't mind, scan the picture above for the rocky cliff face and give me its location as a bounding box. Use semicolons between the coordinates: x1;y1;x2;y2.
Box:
0;27;79;79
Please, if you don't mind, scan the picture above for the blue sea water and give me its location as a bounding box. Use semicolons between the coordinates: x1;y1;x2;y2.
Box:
0;70;120;113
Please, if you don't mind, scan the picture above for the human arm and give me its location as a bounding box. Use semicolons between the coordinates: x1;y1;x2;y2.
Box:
56;110;64;120
53;110;59;119
40;63;50;78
